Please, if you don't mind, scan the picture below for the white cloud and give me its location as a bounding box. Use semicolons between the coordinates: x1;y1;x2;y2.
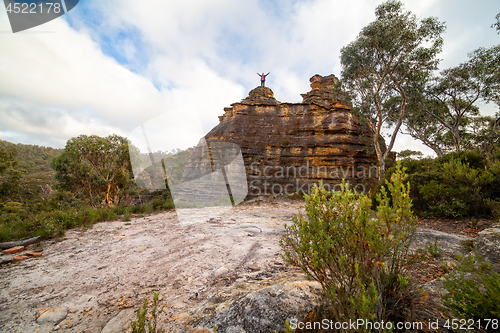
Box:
0;9;177;146
0;0;498;154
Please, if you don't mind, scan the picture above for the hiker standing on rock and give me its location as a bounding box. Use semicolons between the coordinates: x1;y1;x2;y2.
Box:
257;72;270;87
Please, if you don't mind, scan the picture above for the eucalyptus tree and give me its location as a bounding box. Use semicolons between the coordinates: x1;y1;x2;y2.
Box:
340;0;445;177
412;45;499;153
52;134;131;207
0;145;17;175
0;144;22;199
493;12;500;33
401;97;450;157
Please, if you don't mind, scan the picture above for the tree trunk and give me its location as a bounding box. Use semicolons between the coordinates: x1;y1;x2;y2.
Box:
433;146;444;158
452;127;461;152
379;158;386;181
105;183;111;207
372;136;384;180
0;236;40;250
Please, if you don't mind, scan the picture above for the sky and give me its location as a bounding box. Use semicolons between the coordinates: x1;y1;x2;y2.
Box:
0;0;499;156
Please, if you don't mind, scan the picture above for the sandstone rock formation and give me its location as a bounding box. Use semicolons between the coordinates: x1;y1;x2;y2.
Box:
474;222;500;272
186;271;323;333
180;74;382;200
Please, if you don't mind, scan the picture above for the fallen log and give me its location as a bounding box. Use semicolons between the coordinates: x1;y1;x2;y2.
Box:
0;236;41;250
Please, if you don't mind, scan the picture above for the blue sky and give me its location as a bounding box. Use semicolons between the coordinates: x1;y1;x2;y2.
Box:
0;0;498;155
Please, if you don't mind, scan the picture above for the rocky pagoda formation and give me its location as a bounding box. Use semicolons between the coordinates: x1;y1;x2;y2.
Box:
179;74;383;200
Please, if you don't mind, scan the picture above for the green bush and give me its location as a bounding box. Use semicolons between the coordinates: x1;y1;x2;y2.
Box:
1;201;25;215
131;291;165;333
151;199;165;211
424;240;442;258
440;151;486;170
0;198;175;242
442;252;500;332
280;164;417;328
383;152;500;218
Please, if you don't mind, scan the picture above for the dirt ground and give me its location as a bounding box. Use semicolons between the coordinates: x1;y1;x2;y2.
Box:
0;199;303;333
0;198;492;333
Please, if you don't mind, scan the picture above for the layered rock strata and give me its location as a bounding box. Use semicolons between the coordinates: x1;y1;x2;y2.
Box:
180;74;382;200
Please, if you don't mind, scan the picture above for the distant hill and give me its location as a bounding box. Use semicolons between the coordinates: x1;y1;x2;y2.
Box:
0;140;63;203
0;140;62;175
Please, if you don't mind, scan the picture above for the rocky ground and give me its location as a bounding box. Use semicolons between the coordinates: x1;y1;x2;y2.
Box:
0;198;498;333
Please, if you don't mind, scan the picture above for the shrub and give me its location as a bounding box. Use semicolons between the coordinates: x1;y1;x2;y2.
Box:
440;151;485;170
151;199;165;211
383;152;500;218
0;196;174;242
1;202;25;215
280;164;417;328
131;291;165;333
442;252;500;332
162;200;175;210
424;240;442;258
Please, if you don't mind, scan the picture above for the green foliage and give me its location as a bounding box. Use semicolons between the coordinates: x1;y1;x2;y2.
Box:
384;152;500;218
397;149;423;160
416;65;482;153
440;151;485;169
0;169;22;199
0;143;17;175
52;134;131;207
461;239;475;252
131;291;165;333
1;202;25;214
493;12;500;33
0;139;62;174
340;0;445;177
442;252;500;329
462;115;500;156
273;321;293;333
402;94;457;158
0;138;175;242
0;198;175;242
280;164;417;327
424;240;442;258
407;44;500;154
0;143;23;201
467;44;500;109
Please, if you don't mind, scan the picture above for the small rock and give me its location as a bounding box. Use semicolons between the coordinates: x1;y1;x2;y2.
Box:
247;263;260;271
474;223;500;271
187;292;199;300
3;246;24;254
172;312;190;322
26;252;43;258
36;307;68;325
172;279;183;289
101;309;134;333
12;255;29;264
215;266;229;276
244;227;261;234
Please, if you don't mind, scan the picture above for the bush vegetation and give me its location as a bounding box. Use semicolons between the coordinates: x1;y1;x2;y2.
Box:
382;151;500;218
280;164;418;330
131;291;165;333
0;136;176;243
0;195;175;242
442;252;500;332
